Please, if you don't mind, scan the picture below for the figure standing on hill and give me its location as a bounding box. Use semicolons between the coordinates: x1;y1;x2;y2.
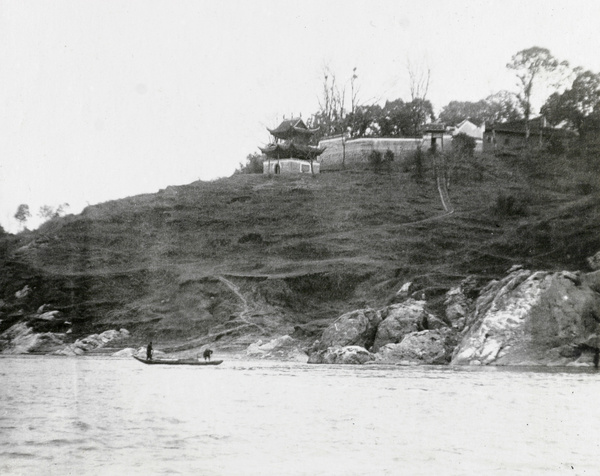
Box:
203;349;213;361
147;342;153;360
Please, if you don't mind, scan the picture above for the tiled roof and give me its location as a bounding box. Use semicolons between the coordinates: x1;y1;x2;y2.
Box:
485;117;576;137
422;123;446;132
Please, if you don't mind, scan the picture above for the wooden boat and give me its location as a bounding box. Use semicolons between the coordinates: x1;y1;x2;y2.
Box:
133;355;223;366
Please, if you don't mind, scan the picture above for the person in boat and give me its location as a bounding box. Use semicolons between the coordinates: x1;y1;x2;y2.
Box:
203;349;213;361
147;341;153;360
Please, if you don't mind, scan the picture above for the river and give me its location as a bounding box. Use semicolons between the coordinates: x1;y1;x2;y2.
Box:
1;356;599;475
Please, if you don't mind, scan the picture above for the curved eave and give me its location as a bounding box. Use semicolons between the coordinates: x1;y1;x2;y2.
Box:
259;143;325;159
268;126;319;141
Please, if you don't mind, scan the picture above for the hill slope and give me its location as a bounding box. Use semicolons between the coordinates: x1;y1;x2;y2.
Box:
1;153;599;351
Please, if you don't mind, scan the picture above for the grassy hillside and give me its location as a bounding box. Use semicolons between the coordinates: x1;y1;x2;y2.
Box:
1;151;599;351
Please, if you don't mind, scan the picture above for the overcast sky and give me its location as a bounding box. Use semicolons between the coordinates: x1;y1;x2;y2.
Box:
1;0;599;232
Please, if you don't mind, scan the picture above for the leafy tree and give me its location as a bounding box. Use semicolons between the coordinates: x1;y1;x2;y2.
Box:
507;47;568;139
407;98;435;136
38;205;55;221
376;99;410;137
440;92;522;126
14;204;31;229
38;202;70;223
482;91;523;123
541;68;600;138
540;92;569;126
439;100;487;125
235;153;265;174
55;203;70;217
343;104;381;138
374;98;433;137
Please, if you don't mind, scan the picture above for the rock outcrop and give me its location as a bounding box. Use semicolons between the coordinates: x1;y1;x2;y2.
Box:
246;335;307;361
376;329;458;365
112;347;138;357
55;329;131;356
0;322;66;354
444;276;480;331
588;251;600;271
452;269;600;366
308;345;375;364
371;299;445;352
311;308;382;352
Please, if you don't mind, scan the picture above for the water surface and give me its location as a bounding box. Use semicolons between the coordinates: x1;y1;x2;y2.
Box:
1;356;599;475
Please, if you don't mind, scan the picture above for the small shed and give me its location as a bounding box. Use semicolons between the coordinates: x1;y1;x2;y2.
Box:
483;117;577;153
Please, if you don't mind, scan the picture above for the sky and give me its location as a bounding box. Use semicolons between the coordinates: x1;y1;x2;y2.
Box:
1;0;600;232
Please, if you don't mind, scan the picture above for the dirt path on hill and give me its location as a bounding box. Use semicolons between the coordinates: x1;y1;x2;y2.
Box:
435;165;454;214
216;276;265;331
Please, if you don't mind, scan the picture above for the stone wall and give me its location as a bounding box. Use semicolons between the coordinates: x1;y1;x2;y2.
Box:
319;137;423;167
318;137;424;167
318;135;483;167
263;158;320;174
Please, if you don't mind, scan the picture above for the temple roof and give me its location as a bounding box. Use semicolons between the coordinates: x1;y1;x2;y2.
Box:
259;141;325;160
268;118;319;140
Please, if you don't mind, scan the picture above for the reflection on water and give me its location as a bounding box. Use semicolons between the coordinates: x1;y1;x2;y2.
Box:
1;356;599;475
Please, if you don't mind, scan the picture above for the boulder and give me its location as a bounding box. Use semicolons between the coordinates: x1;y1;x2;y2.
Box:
444;276;480;331
452;269;600;366
313;308;383;352
375;329;458;365
15;285;31;299
371;299;445;352
246;335;307;361
0;322;65;354
37;310;61;321
308;345;375;365
112;347;137;357
393;282;414;302
588;251;600;271
55;328;130;355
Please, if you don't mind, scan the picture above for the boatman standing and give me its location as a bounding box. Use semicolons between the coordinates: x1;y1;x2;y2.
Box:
147;341;153;360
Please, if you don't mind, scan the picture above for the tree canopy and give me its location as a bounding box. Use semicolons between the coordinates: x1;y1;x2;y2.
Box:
541;68;600;137
507;46;568;137
439;92;522;126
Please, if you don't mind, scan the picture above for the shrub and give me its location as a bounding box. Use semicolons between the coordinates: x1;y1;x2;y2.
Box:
384;149;394;163
576;182;594;196
235;153;265;174
452;133;476;158
368;150;383;171
492;193;529;217
546;135;565;155
238;233;263;244
412;146;425;180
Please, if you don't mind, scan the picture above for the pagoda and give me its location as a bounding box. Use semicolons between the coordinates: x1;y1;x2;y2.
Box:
259;118;325;174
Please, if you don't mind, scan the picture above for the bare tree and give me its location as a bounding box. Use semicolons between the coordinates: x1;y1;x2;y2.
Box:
314;65;348;137
350;67;359;115
407;58;431;102
406;58;434;134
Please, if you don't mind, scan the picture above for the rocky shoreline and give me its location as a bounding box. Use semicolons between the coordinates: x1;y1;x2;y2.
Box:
304;258;600;367
2;252;600;367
